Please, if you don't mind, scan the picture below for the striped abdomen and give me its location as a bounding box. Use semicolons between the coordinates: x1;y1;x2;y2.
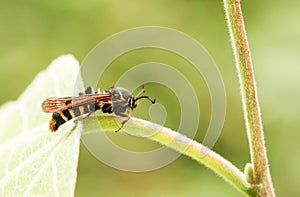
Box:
49;102;112;132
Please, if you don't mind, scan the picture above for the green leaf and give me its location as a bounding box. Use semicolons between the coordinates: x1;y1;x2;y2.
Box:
0;55;83;197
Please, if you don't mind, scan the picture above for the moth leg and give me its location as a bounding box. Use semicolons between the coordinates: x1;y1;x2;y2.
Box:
114;112;130;132
74;112;94;123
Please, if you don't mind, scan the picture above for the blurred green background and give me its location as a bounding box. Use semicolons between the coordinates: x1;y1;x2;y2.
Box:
1;0;299;196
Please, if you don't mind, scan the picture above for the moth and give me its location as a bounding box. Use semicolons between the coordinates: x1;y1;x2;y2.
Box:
41;86;156;132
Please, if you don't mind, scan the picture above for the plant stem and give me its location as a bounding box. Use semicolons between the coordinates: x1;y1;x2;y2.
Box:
223;0;275;196
80;115;256;195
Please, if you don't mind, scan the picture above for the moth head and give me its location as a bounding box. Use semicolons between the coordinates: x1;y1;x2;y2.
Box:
130;86;156;110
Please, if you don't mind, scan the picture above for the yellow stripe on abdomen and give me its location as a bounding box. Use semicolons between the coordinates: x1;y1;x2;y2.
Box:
58;111;68;122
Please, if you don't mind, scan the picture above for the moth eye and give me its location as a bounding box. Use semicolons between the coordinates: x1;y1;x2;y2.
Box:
113;93;120;99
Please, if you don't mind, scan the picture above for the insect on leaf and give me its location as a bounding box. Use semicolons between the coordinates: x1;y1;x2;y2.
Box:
0;55;84;197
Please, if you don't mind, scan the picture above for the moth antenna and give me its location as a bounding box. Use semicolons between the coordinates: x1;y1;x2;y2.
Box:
135;85;145;99
135;96;156;104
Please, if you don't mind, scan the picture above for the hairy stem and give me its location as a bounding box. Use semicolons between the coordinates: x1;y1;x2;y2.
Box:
223;0;275;196
80;115;256;195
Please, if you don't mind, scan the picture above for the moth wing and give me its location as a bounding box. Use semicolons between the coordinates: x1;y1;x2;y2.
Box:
41;94;111;113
